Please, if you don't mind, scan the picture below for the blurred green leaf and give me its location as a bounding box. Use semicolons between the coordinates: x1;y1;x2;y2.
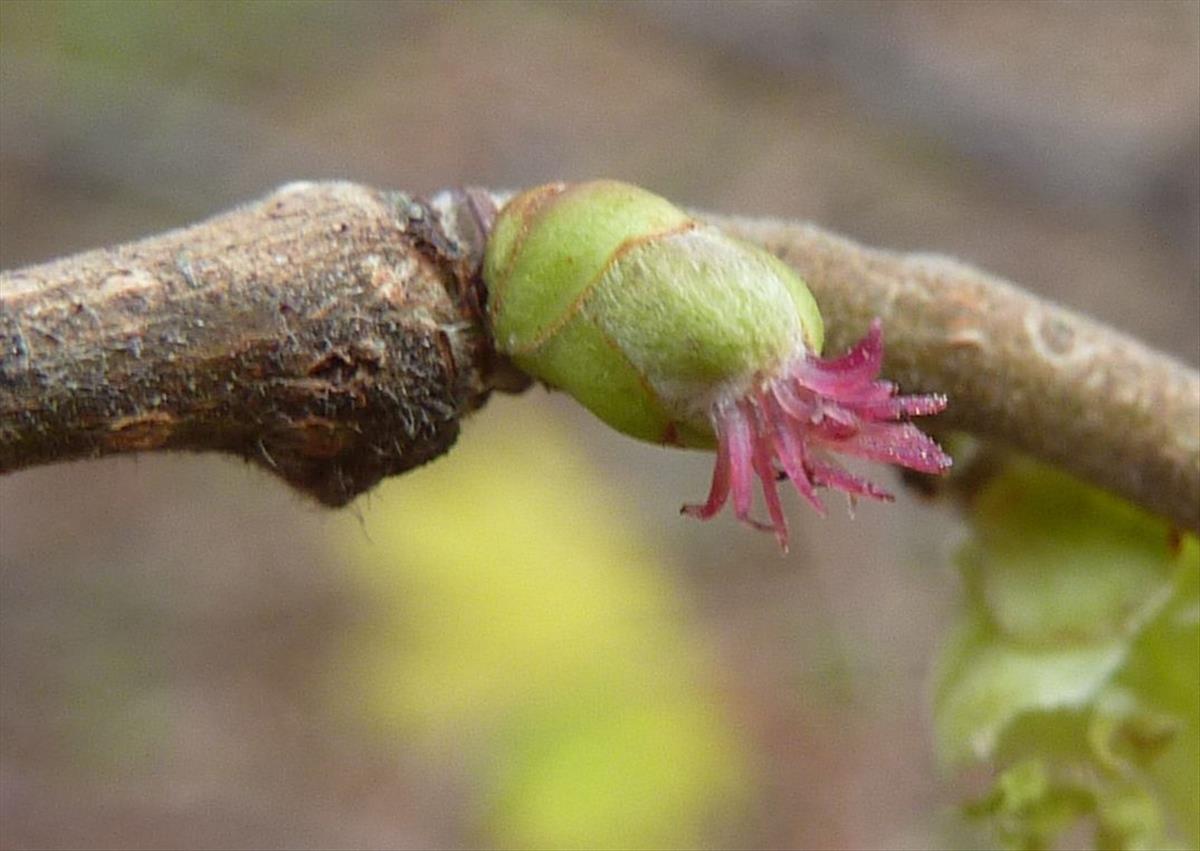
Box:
1;0;354;96
329;398;748;849
934;460;1199;850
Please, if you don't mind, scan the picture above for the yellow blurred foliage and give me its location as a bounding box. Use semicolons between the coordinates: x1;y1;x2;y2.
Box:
329;398;748;848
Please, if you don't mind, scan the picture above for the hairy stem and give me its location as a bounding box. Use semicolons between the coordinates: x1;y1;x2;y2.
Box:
2;183;1196;530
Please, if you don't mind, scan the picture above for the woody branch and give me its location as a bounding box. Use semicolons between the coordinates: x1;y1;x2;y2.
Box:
2;182;1196;530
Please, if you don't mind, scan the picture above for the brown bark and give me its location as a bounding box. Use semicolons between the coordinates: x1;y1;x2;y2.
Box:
716;214;1200;532
2;182;1197;531
0;181;517;506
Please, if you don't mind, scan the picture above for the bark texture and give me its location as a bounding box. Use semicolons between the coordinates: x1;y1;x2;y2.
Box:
2;182;1197;530
0;181;510;506
717;214;1200;532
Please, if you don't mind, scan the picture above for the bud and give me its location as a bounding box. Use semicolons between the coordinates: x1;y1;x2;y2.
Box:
484;180;951;550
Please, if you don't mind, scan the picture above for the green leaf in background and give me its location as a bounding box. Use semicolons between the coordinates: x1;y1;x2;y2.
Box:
934;459;1199;850
327;398;748;850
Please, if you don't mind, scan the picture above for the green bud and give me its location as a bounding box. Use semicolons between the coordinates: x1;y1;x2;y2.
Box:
482;180;949;550
484;180;824;447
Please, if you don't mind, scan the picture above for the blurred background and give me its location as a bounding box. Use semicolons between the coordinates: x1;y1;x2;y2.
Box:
1;2;1197;848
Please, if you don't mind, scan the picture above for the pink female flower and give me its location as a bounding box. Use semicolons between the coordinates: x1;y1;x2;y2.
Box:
483;181;951;552
683;319;950;550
